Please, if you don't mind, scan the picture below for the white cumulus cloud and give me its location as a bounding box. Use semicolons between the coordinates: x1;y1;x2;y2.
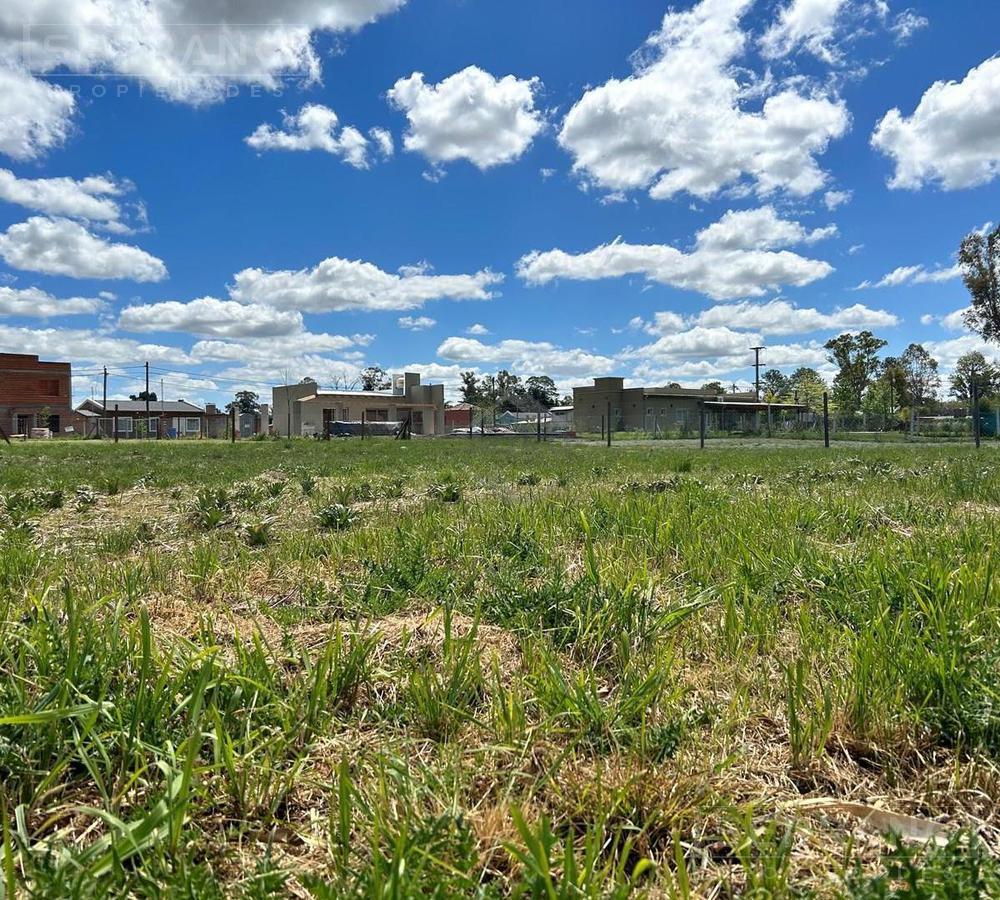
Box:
192;332;369;363
437;337;615;377
856;263;962;289
0;66;76;161
0;286;108;318
0;323;191;366
0;216;167;281
119;297;303;337
388;66;544;171
1;0;406;105
558;0;849;202
246;104;375;168
516;207;834;301
760;0;848;62
0;168;136;227
823;189;852;210
398;315;436;330
689;298;899;335
231;256;501;313
872;55;1000;190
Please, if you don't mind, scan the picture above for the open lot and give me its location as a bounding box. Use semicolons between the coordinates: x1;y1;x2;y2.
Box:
2;438;1000;896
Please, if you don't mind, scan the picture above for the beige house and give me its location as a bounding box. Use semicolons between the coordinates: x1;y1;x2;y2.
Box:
271;373;445;437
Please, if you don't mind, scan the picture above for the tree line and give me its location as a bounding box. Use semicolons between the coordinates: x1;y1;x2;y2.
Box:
753;337;998;416
759;223;1000;416
458;371;568;411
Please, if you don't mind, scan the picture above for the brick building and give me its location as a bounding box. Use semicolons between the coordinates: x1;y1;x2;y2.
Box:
0;353;73;436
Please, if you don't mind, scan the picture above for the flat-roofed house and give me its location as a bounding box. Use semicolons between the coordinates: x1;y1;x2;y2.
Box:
0;353;73;437
271;372;445;437
573;376;808;433
573;377;761;432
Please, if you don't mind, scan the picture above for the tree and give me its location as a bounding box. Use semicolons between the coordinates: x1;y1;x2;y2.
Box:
525;375;559;408
701;381;725;394
459;371;481;405
129;390;157;402
226;390;260;415
789;368;827;408
495;370;524;411
862;356;907;420
824;331;887;411
959;223;1000;344
950;351;1000;405
359;366;391;391
899;343;940;409
761;369;791;400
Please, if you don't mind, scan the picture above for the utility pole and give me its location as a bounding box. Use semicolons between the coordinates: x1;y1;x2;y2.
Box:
159;378;164;440
102;366;108;438
750;346;765;400
145;361;150;440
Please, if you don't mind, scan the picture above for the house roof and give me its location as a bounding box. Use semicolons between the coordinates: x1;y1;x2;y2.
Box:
550;405;574;412
78;398;204;414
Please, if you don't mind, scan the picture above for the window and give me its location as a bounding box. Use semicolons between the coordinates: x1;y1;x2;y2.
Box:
364;408;389;422
39;378;60;397
117;417;133;433
184;418;201;433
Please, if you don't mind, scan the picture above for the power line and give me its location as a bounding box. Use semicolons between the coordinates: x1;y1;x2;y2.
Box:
146;365;281;389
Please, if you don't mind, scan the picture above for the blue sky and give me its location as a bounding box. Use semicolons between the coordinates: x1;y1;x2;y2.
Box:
0;0;998;405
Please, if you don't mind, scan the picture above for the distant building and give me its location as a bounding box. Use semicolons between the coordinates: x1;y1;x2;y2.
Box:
445;402;475;431
75;398;206;438
573;377;760;432
549;405;574;429
271;372;445;437
0;353;73;436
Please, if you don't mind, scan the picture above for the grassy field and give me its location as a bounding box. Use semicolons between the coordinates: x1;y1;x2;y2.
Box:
1;437;999;897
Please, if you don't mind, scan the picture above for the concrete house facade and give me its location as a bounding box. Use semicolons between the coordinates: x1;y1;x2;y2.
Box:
573;377;758;432
271;373;445;437
0;353;73;436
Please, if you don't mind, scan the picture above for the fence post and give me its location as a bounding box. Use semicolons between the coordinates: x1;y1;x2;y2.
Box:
699;400;705;449
606;400;612;448
323;408;331;441
361;411;366;441
230;407;236;443
536;411;541;443
600;414;604;442
114;404;119;444
973;383;981;449
823;393;830;448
